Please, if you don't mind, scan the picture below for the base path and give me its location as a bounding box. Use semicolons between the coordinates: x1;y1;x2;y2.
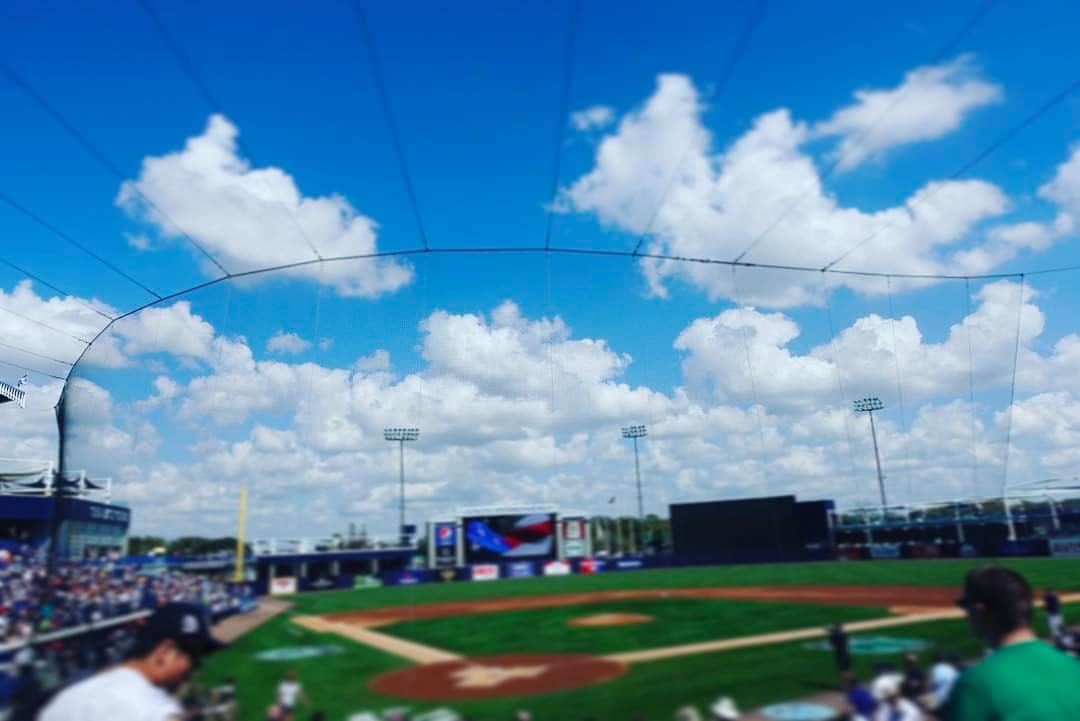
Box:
213;598;292;643
325;585;959;628
293;614;461;665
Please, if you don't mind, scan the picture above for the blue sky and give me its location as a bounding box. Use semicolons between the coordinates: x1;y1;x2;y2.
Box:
3;1;1080;537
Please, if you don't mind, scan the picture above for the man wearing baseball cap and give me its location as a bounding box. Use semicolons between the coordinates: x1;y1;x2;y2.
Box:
39;602;226;721
942;565;1080;720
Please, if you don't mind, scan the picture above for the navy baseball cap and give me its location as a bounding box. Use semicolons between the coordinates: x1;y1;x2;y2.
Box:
139;602;227;657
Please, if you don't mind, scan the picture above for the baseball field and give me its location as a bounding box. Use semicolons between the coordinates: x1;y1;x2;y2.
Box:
199;558;1080;720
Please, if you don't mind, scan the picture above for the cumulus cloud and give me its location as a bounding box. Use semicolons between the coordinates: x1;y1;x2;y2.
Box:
31;281;1080;538
0;281;117;376
560;73;1017;305
116;114;413;297
571;105;615;131
266;331;311;356
814;56;1002;171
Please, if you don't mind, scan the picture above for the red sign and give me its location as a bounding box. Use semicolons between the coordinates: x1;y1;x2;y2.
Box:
471;564;499;581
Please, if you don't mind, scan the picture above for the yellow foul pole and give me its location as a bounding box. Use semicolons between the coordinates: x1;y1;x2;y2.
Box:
233;484;248;583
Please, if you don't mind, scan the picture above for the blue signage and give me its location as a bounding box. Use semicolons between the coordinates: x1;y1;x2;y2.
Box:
505;561;535;578
615;558;645;570
434;523;457;548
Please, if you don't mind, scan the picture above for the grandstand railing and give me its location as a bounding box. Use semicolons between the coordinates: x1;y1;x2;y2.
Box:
0;609;151;657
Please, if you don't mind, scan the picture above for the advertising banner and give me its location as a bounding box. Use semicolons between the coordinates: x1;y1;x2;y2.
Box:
910;543;941;559
270;577;297;595
614;558;645;570
543;560;571;576
505;561;535;578
869;544;901;559
353;575;383;590
562;517;588;558
382;570;430;586
471;564;499;581
1050;536;1080;558
437;568;460;583
579;558;604;574
433;522;458;568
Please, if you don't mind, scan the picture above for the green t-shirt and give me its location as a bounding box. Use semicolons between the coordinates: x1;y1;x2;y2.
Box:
942;640;1080;721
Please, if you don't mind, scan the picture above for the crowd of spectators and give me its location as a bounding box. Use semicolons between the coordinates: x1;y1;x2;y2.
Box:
0;544;252;646
0;543;254;717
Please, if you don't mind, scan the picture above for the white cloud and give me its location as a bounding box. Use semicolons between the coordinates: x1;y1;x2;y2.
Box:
355;349;390;372
1038;144;1080;230
116;114;413;297
30;282;1080;538
112;301;216;361
266;331;311;356
571;105;615;131
814;55;1002;171
560;73;1016;305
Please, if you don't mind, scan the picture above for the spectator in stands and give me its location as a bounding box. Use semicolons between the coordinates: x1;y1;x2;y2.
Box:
871;673;923;721
900;653;925;700
1044;588;1064;641
674;706;704;721
708;696;740;720
842;672;877;721
942;566;1080;720
924;653;960;713
38;602;226;721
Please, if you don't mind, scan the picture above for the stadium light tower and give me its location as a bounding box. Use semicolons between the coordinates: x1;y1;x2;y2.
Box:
621;424;647;523
853;397;888;514
384;427;420;544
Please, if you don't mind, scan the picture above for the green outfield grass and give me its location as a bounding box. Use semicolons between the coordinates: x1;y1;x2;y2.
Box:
198;558;1080;721
382;598;889;656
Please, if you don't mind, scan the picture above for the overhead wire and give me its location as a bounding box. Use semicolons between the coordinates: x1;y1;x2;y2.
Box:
543;0;581;251
729;266;771;494
136;0;324;262
999;275;1025;501
0;303;92;345
0;62;232;277
0;357;66;382
0;254;114;321
732;0;997;263
0;192;162;299
823;75;1080;270
963;278;979;497
820;273;860;496
0;339;73;367
631;0;768;257
352;4;430;252
885;276;912;503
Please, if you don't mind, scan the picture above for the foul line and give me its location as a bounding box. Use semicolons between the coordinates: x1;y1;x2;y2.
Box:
292;614;461;665
605;592;1080;665
604;608;965;664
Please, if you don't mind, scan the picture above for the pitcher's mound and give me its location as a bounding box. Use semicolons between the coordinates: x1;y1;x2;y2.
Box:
568;612;654;627
370;653;626;699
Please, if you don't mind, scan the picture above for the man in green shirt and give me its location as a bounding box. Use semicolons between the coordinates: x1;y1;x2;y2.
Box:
942;565;1080;720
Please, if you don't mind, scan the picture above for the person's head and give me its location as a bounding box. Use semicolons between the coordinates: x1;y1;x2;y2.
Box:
709;697;740;720
674;707;704;721
872;673;903;704
841;671;860;691
284;670;298;682
127;602;227;690
956;566;1033;645
903;652;919;668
